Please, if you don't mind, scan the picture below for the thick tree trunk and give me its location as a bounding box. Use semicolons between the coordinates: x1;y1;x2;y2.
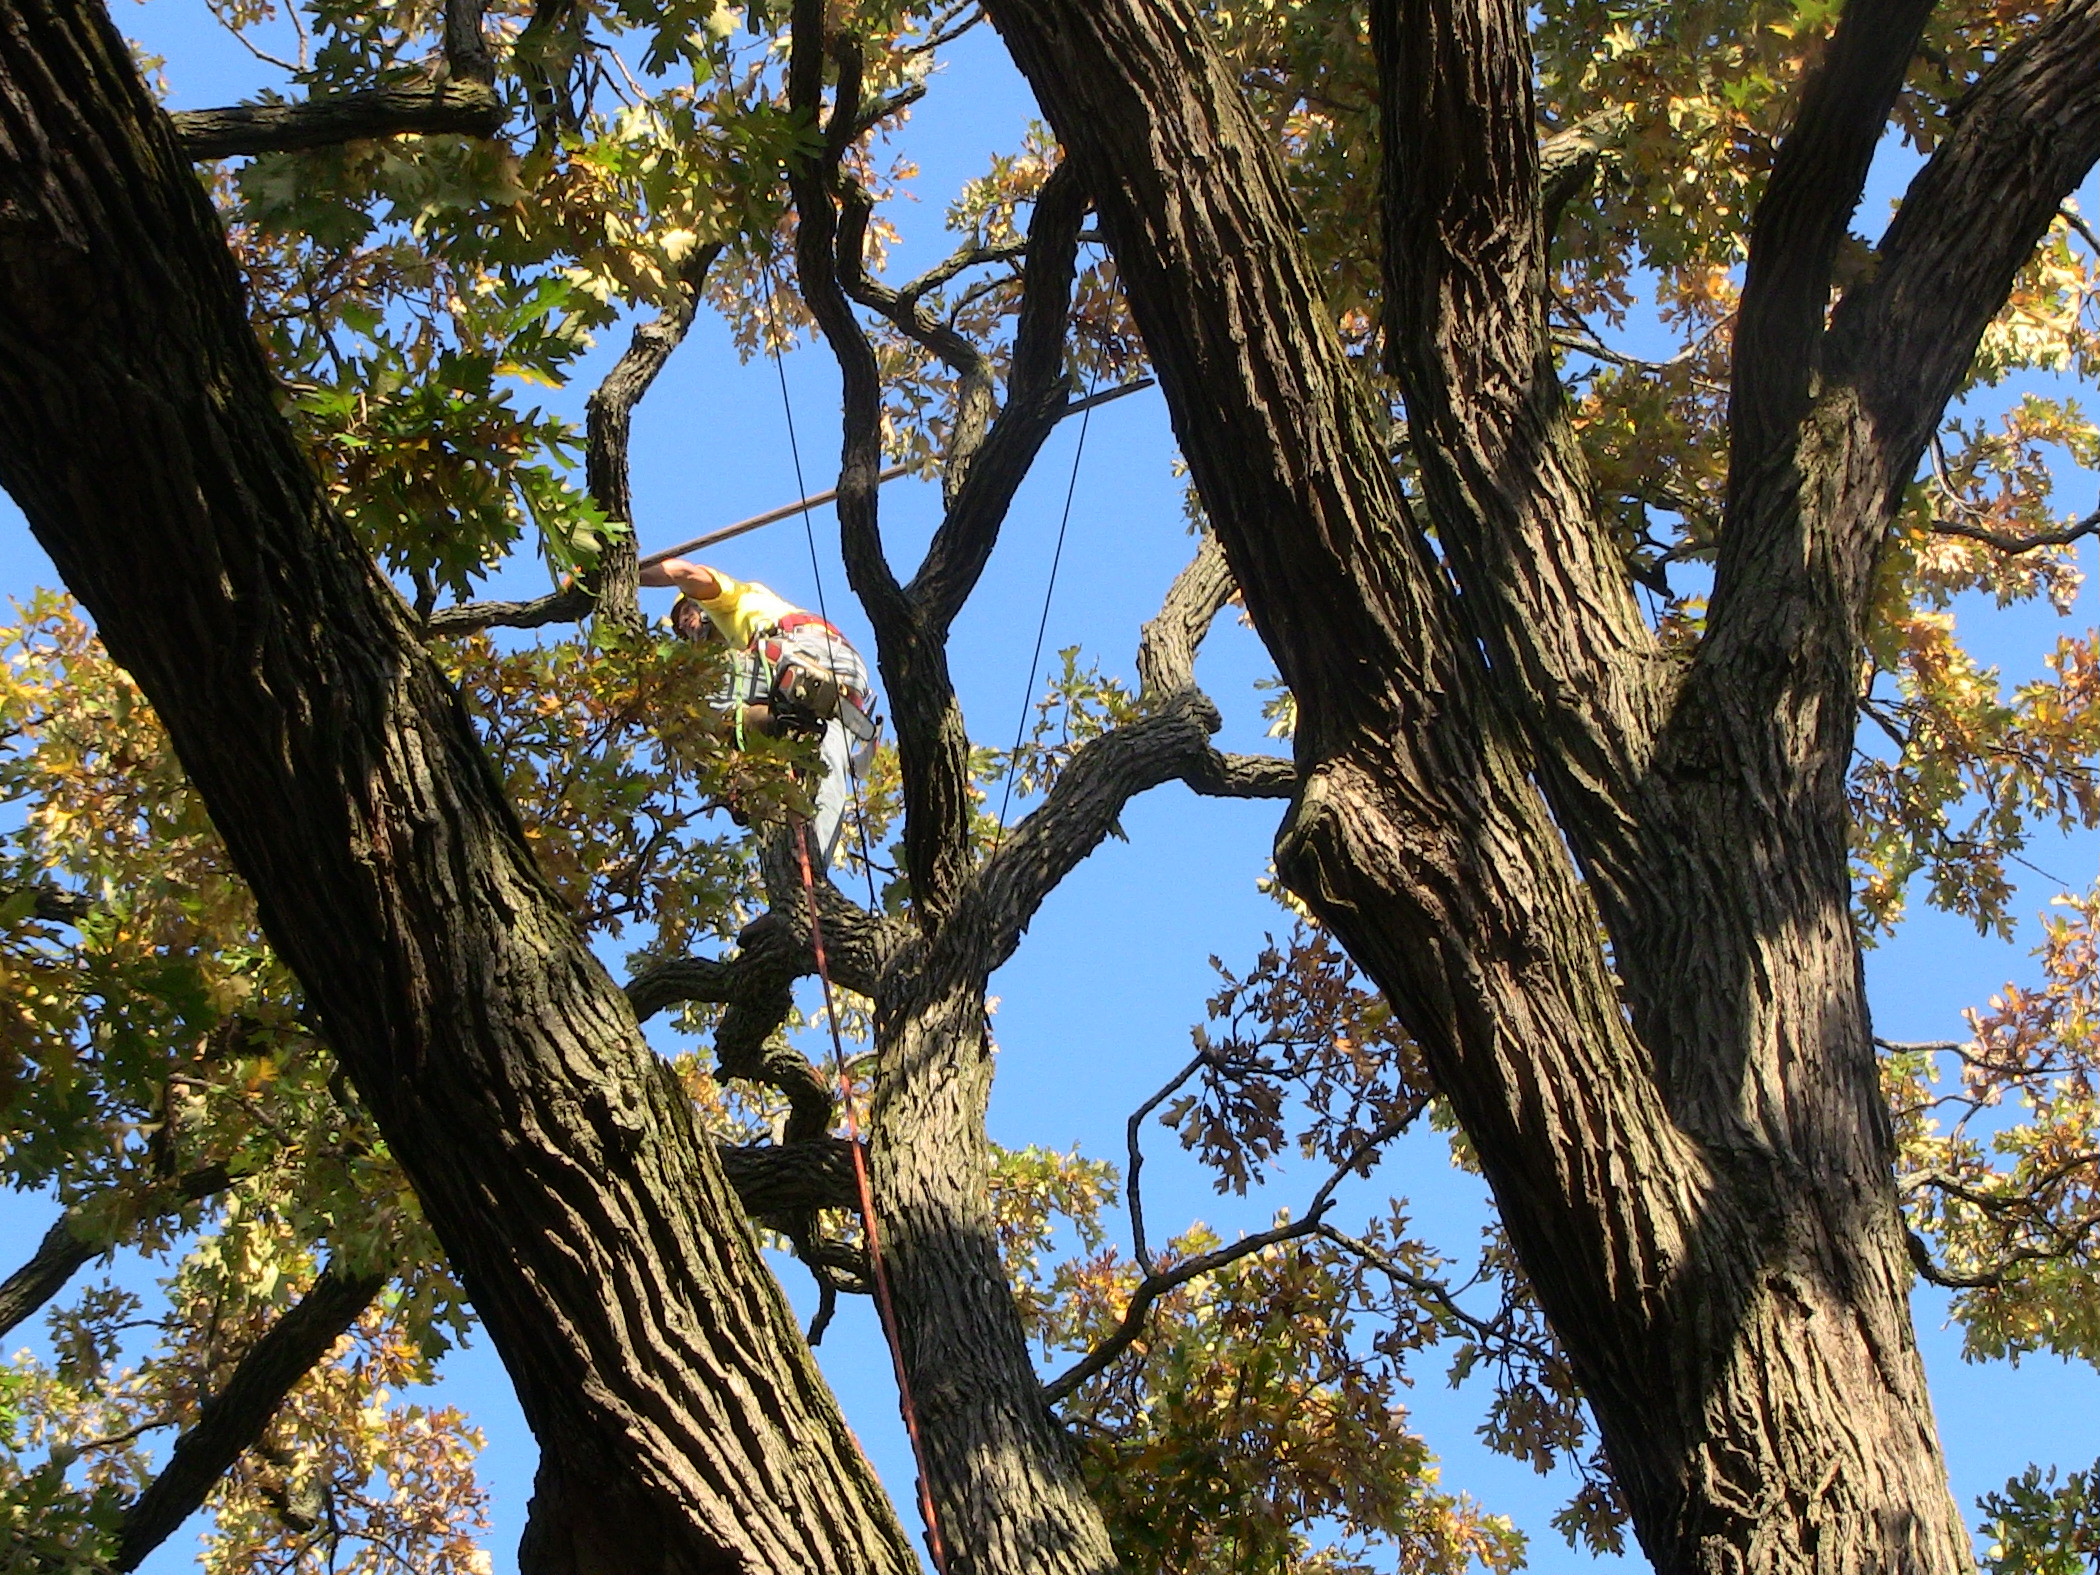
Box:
0;6;912;1571
976;1;1998;1570
869;971;1121;1575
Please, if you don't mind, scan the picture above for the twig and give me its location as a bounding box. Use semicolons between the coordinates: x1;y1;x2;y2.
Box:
1124;1051;1208;1273
1312;1222;1558;1367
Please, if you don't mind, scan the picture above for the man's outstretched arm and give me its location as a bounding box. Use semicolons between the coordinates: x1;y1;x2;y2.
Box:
639;555;724;598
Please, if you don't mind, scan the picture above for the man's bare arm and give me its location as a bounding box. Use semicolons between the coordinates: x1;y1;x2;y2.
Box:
639;557;723;599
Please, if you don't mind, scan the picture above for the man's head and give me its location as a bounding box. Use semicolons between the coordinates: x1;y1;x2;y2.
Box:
670;596;715;645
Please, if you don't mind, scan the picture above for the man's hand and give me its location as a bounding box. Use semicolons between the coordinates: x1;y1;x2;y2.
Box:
638;557;723;600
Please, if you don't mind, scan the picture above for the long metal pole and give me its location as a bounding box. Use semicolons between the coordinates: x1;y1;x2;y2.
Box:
635;377;1154;569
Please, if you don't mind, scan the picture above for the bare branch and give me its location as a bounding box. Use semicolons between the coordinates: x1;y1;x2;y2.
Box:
1041;1214;1326;1404
584;244;725;630
1135;531;1234;698
1125;1051;1208;1273
1824;0;2100;530
1905;1226;2100;1290
420;584;592;638
717;1138;861;1217
169;82;504;161
114;1259;385;1572
1929;504;2100;556
1539;108;1625;237
837;173;999;507
957;689;1224;975
443;0;494;84
2064;203;2100;255
896;240;1029;307
0;1216;96;1340
906;155;1091;630
1183;751;1296;799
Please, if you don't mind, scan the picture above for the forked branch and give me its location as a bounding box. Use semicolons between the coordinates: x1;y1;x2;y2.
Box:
1725;0;1935;490
907;156;1091;634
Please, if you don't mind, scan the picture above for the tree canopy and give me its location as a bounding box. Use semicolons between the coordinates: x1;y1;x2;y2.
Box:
0;0;2097;1572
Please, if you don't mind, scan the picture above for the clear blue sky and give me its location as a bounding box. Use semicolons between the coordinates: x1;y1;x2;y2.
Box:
1;5;2094;1570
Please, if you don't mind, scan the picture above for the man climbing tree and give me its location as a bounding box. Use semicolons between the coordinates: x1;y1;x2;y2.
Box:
642;555;879;866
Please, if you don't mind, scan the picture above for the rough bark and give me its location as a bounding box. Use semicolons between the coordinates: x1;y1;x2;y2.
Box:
582;245;723;632
167;81;504;160
0;6;913;1573
866;973;1117;1575
980;0;2100;1569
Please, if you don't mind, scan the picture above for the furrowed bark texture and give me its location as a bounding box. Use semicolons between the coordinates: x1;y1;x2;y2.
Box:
0;7;914;1573
782;13;1133;1568
866;970;1117;1575
982;0;2100;1568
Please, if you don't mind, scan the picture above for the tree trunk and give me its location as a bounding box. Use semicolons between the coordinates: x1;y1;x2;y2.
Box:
0;6;912;1571
869;970;1121;1575
977;1;1993;1569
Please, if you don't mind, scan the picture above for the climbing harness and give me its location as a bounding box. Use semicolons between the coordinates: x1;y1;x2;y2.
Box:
761;255;951;1575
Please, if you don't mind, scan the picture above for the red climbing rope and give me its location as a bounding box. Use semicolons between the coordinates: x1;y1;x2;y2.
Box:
794;820;951;1575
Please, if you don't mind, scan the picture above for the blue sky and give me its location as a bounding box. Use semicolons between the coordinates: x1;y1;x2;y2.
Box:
1;4;2095;1570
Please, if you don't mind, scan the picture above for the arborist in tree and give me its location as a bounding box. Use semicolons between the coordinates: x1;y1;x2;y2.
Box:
641;556;880;867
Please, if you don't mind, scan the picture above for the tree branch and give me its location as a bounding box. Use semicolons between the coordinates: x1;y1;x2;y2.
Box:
583;244;724;631
1183;750;1296;799
955;689;1226;976
1314;1221;1559;1367
1373;0;1665;877
717;1137;861;1217
443;0;494;85
168;82;504;161
0;4;914;1558
1827;0;2100;521
1725;0;1935;495
905;155;1089;614
1125;1050;1209;1273
423;245;724;639
114;1259;385;1572
420;584;592;637
1539;108;1624;238
0;1166;233;1341
1930;504;2100;555
0;880;91;923
1135;530;1234;698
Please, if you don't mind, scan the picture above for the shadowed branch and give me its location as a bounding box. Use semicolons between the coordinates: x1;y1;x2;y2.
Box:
0;1166;233;1341
114;1260;385;1572
169;82;504;161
